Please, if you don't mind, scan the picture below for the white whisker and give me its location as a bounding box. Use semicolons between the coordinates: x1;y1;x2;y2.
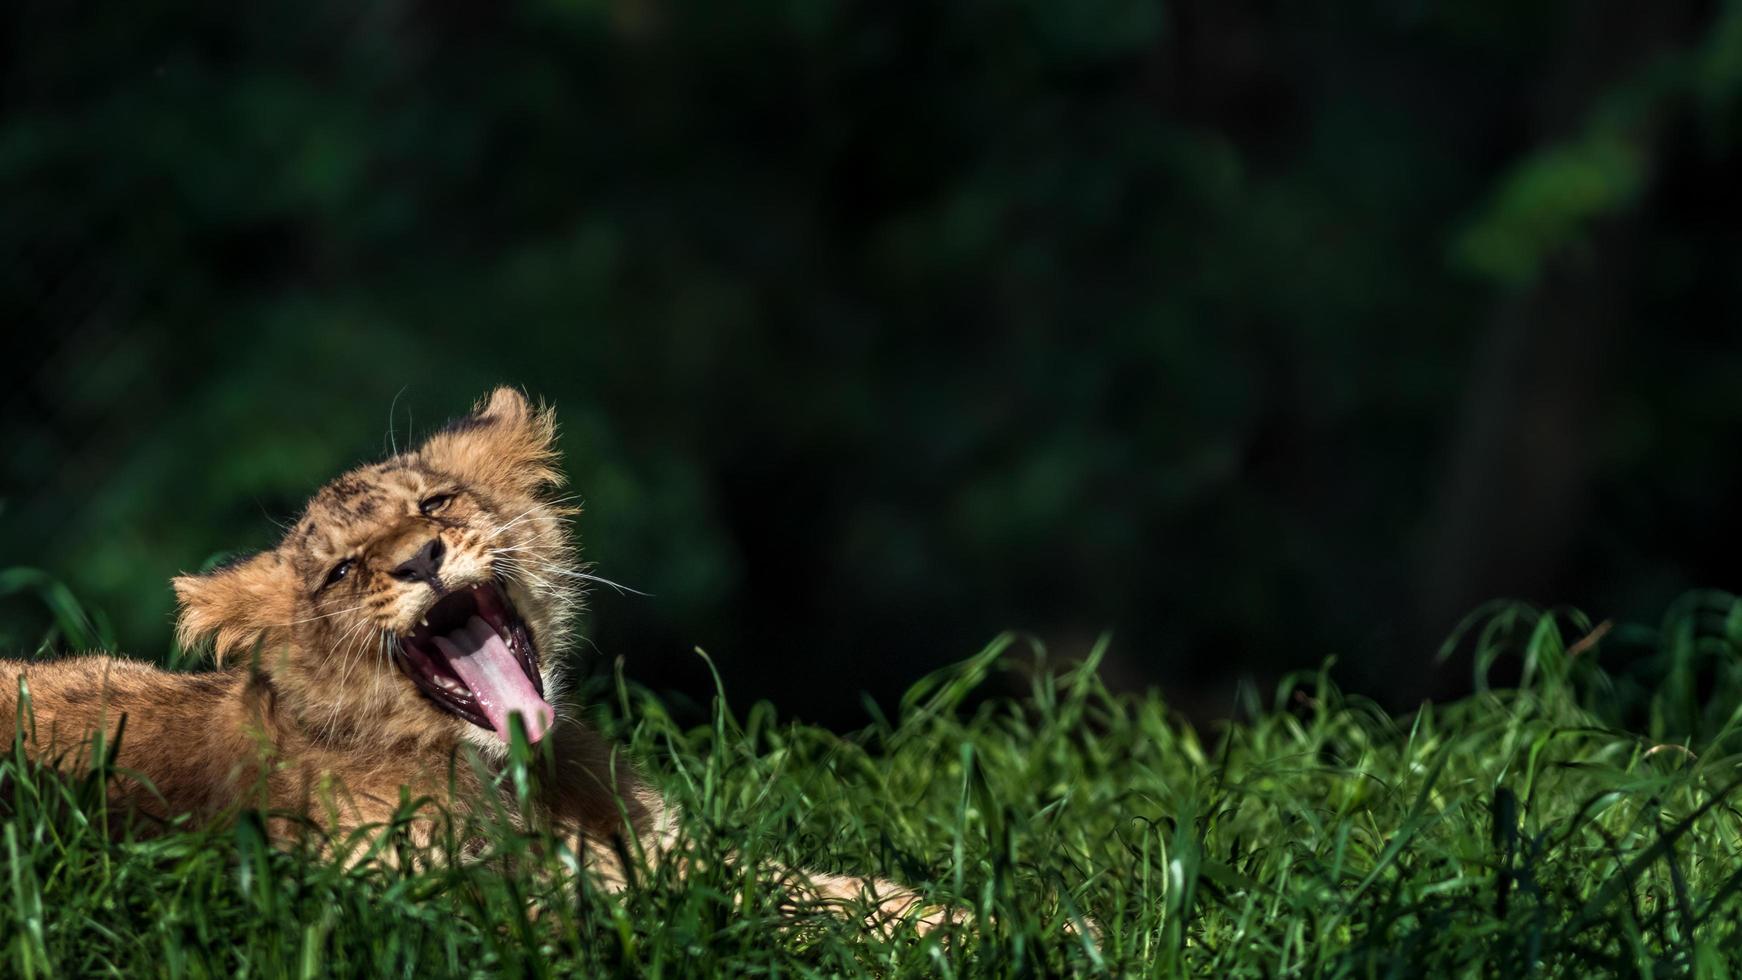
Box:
385;384;409;457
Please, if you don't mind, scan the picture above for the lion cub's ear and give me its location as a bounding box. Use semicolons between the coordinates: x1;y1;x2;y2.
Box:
173;552;296;663
418;386;564;497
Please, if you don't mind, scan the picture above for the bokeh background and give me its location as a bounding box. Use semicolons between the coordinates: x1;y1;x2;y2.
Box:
4;1;1742;727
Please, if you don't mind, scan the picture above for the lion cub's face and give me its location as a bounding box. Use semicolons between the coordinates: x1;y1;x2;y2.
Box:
173;388;580;751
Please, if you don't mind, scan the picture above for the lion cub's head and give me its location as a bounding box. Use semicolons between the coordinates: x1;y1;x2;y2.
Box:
172;388;580;752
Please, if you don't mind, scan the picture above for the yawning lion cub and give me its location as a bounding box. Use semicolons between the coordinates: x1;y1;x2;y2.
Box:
0;387;934;930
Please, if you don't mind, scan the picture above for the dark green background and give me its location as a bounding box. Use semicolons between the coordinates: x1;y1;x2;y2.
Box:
4;1;1741;724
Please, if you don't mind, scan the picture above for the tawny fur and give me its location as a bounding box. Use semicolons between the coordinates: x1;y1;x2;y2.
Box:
0;387;934;929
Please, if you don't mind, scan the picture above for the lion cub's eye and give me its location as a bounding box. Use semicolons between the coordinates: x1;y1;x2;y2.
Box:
419;493;456;516
322;558;356;590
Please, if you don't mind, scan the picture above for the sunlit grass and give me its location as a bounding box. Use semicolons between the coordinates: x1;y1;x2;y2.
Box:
5;573;1742;975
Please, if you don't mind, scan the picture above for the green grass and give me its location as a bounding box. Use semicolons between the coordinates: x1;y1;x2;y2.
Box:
7;574;1742;976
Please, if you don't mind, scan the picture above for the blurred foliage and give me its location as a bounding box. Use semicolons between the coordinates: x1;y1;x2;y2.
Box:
4;0;1742;724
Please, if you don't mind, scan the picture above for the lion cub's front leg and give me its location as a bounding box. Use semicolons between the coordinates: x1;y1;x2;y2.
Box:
780;867;956;936
541;721;947;933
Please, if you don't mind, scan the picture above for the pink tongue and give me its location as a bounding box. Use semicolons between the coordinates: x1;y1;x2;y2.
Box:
431;616;554;744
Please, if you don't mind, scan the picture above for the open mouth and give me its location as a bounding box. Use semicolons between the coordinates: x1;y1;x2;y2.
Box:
395;581;554;744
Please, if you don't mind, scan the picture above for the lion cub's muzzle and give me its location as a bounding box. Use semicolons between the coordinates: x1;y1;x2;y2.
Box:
394;581;553;743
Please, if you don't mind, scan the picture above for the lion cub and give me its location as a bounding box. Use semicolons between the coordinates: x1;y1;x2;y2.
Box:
0;388;931;928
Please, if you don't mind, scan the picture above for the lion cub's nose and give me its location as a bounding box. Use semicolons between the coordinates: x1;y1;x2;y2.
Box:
391;538;447;589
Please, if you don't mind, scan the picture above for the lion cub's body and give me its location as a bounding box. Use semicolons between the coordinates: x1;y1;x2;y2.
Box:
2;387;927;927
